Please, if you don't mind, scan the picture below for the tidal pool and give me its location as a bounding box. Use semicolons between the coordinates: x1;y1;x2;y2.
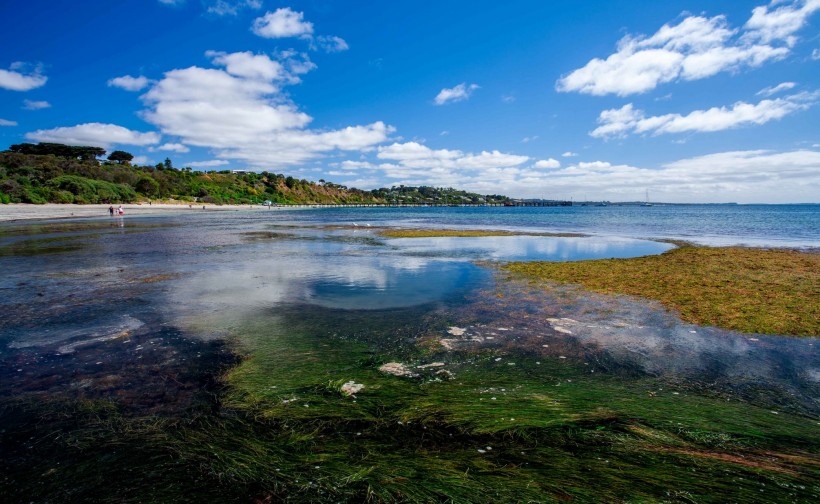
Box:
0;212;817;503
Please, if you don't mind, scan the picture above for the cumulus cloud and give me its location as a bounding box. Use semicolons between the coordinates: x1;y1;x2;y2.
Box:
252;8;314;38
534;158;561;169
591;92;817;138
354;141;532;184
156;142;190;153
562;151;578;157
251;8;348;53
188;159;229;168
335;147;820;202
547;150;820;203
207;0;261;16
0;62;47;91
0;118;18;126
756;81;796;96
23;99;50;110
25;123;161;149
556;1;818;96
108;75;152;91
434;83;480;105
743;0;820;47
137;50;392;168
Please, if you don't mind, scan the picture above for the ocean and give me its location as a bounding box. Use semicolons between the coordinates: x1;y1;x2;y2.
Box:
271;203;820;248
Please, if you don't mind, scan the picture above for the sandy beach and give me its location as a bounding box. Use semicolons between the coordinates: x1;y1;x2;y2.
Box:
0;203;274;222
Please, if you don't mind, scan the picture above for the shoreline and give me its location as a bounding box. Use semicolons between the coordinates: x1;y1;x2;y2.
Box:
0;202;274;222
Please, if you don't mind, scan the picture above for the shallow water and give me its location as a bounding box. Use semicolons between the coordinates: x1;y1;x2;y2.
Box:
1;211;817;502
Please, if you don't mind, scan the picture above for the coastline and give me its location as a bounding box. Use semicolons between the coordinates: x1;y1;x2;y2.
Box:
0;202;273;222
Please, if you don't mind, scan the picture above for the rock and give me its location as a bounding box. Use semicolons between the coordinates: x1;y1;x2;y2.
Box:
340;381;364;396
447;326;466;336
378;362;418;378
417;362;446;369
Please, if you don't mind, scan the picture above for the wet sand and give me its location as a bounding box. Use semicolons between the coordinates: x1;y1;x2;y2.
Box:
0;203;274;222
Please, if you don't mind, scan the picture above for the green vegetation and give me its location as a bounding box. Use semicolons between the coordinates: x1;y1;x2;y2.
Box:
504;246;820;336
0;143;511;206
1;225;818;502
3;304;817;502
370;184;510;205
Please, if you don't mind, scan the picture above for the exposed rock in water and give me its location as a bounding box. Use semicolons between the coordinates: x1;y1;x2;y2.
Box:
378;362;418;378
340;381;364;396
417;362;446;369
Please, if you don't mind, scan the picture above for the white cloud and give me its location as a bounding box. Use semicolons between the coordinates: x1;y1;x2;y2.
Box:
132;155;150;165
338;146;820;203
26;123;161;149
158;0;184;5
108;75;152;91
252;8;314;39
0;62;47;91
0;118;17;126
205;50;287;81
372;142;529;184
188;160;229;168
521;136;538;143
757;81;797;96
23;99;50;110
557;2;818;96
591;92;817;138
562;151;578;157
207;0;261;16
313;35;349;53
501;94;516;103
534;158;561;169
157;142;190;153
137;50;392;169
434;83;480;105
743;0;820;47
813;48;820;60
560;150;820;203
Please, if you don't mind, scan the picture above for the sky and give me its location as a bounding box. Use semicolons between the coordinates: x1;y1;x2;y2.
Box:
0;0;818;203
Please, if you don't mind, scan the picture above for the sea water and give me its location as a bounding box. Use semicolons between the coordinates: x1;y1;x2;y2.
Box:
0;205;818;501
276;203;820;248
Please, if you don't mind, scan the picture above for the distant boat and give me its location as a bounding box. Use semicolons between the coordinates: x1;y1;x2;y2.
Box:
642;190;653;207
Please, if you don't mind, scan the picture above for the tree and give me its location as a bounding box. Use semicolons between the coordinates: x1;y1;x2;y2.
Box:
10;142;105;160
108;150;134;165
164;157;173;170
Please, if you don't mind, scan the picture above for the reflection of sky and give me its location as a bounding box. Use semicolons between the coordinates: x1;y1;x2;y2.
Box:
484;280;819;413
169;234;668;319
170;238;489;317
388;235;673;261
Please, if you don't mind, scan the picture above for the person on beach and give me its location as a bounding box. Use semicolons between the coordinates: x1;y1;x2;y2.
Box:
117;205;124;215
108;205;114;216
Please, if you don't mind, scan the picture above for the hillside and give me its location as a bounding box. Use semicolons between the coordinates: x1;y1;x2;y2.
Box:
0;143;511;206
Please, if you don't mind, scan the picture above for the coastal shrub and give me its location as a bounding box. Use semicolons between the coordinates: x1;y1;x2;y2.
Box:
0;191;9;204
135;176;159;197
0;179;24;202
22;187;48;204
50;190;75;204
48;175;136;203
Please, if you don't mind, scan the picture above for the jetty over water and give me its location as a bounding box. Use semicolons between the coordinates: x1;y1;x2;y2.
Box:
264;201;573;208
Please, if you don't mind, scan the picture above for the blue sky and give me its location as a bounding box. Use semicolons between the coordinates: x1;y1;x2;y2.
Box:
1;0;818;203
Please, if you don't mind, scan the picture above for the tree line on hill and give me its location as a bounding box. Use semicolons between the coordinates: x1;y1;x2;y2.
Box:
0;142;511;206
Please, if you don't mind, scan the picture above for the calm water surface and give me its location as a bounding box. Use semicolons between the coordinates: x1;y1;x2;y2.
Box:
0;207;817;501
